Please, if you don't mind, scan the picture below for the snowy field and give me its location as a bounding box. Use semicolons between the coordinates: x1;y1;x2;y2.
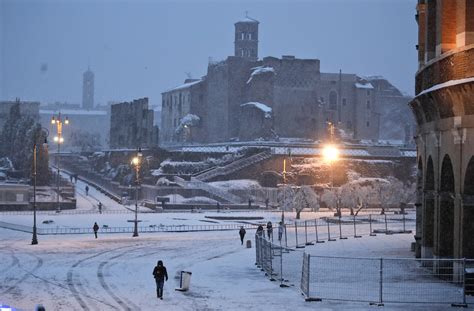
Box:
1;180;471;310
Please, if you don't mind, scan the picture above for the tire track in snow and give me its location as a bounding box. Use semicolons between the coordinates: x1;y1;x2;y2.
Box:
0;252;43;295
67;245;135;310
96;246;152;311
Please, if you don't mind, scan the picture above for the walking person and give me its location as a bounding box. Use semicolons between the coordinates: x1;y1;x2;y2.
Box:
93;222;99;239
152;260;168;300
85;185;89;196
239;226;246;245
278;221;284;242
98;202;102;214
256;224;264;237
266;221;273;240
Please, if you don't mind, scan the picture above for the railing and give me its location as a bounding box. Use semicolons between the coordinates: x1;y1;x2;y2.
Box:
0;221;260;235
195;150;272;181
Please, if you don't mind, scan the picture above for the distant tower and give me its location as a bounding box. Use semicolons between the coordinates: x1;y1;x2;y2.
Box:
82;68;94;110
234;13;259;61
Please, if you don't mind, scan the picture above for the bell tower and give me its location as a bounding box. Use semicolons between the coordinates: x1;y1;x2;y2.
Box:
234;13;259;61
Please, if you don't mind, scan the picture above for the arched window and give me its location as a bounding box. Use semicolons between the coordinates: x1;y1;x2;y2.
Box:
329;91;337;110
438;154;455;257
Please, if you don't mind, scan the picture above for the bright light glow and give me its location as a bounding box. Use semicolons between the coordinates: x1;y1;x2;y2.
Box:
131;157;140;166
51;118;55;124
322;145;339;162
53;136;59;142
64;118;69;125
59;137;64;143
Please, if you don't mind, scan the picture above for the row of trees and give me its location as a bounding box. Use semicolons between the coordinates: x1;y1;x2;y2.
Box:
0;102;50;185
277;177;415;219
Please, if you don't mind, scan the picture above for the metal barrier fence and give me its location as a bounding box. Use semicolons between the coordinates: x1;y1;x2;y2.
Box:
301;255;474;306
255;234;304;288
0;221;260;235
282;212;415;249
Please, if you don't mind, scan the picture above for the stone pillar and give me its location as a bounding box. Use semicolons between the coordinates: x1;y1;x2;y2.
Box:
425;0;437;61
436;0;457;56
456;0;474;47
417;3;427;67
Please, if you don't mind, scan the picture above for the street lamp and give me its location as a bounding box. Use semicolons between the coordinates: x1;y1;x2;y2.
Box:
131;148;142;237
32;129;48;245
322;144;339;188
51;112;69;213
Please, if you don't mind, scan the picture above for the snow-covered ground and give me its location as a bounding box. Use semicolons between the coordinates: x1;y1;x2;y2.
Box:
0;181;470;310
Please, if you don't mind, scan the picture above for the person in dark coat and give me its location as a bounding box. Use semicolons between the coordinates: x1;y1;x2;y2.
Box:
85;185;89;196
239;227;246;245
152;260;168;299
98;202;102;214
256;225;264;237
93;222;99;239
266;221;273;240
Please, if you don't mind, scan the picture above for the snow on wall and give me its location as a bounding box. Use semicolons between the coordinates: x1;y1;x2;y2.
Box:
416;77;474;97
246;66;275;84
355;82;374;89
240;102;272;118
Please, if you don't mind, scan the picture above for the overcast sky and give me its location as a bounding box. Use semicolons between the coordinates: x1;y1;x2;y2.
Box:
0;0;418;109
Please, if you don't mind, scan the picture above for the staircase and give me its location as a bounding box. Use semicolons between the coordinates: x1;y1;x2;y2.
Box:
174;176;242;203
194;149;273;182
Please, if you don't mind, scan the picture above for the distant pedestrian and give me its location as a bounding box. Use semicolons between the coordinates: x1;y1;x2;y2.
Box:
93;222;99;239
69;175;73;183
248;198;252;208
85;185;89;196
278;221;284;241
74;174;78;183
239;227;246;245
265;198;269;209
256;225;264;237
266;221;273;240
98;202;102;214
217;202;220;213
152;260;168;299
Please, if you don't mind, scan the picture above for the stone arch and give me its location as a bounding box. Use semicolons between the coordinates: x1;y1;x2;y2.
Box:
417;157;423;190
423;156;435;252
425;156;435;190
329;91;337;110
437;154;455;257
463;156;474;257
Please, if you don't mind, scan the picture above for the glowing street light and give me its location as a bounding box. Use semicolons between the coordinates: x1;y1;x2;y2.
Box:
130;148;142;237
51;112;69;213
322;144;339;162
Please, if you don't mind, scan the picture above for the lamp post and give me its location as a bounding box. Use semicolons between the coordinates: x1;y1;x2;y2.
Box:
51;112;69;213
131;148;142;237
32;128;48;245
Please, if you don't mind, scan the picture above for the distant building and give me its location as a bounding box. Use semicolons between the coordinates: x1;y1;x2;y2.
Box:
82;68;94;110
161;17;410;145
0;99;40;129
411;1;474;260
109;97;159;149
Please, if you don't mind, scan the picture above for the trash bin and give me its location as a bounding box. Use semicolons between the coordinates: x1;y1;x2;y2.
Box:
465;268;474;296
175;271;192;292
246;240;252;248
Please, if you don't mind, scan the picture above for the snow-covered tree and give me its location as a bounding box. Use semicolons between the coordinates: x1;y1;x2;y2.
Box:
293;186;319;219
277;185;296;212
320;187;343;216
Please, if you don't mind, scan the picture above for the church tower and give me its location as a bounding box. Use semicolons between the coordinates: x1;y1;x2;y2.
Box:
82;68;94;110
234;14;259;61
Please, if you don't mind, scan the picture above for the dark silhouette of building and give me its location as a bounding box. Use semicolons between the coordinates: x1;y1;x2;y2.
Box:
110;97;159;149
82;68;94;110
411;0;474;260
161;16;411;145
